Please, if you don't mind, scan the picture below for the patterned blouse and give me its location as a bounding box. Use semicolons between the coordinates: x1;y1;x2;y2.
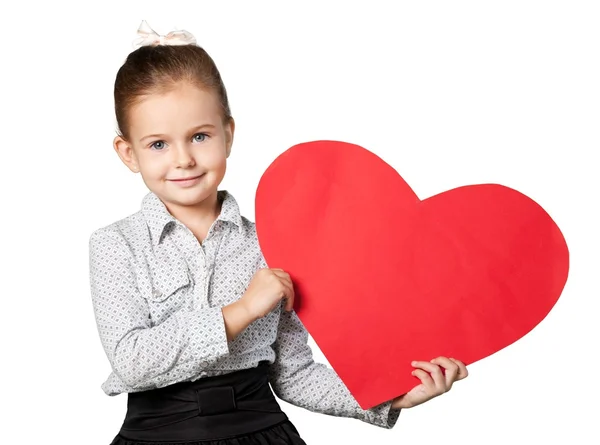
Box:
89;190;400;428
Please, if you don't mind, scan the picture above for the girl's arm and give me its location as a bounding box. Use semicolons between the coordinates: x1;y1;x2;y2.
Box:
89;228;250;392
267;306;401;429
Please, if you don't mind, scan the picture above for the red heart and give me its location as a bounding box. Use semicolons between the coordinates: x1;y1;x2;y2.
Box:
255;140;569;410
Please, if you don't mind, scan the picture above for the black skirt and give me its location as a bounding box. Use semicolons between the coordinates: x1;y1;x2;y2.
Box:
110;363;306;445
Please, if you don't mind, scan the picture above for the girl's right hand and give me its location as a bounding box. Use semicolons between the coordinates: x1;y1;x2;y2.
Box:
240;268;295;321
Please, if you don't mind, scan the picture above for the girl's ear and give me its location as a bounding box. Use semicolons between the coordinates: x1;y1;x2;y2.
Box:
225;117;235;158
114;136;140;173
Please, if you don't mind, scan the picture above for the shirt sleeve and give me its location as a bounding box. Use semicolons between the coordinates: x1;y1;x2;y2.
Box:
267;306;401;429
89;229;230;391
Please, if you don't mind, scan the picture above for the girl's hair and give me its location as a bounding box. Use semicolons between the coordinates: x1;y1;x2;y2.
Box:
114;44;232;140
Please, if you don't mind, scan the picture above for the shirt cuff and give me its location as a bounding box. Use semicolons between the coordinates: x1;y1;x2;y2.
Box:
179;306;230;365
366;400;402;429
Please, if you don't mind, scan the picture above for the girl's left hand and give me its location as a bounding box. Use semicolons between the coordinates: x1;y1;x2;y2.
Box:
391;357;468;409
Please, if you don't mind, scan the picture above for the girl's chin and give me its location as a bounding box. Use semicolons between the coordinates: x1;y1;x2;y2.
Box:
159;189;219;206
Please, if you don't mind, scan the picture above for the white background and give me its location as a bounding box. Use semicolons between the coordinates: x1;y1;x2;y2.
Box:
1;1;598;444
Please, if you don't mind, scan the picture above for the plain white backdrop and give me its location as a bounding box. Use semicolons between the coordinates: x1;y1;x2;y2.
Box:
1;1;598;444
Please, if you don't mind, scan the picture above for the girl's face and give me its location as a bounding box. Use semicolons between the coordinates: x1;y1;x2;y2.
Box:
114;81;234;212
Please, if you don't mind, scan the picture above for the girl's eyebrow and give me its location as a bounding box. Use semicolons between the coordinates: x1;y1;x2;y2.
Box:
139;124;216;143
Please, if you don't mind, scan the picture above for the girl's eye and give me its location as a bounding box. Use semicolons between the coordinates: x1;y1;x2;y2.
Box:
150;141;166;150
193;133;207;143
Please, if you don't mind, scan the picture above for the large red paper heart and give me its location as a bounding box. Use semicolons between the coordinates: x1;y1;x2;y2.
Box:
255;140;569;410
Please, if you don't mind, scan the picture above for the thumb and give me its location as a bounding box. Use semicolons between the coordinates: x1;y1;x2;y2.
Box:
284;294;294;312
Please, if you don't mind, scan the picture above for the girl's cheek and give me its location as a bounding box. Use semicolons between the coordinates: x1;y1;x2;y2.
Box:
208;147;228;165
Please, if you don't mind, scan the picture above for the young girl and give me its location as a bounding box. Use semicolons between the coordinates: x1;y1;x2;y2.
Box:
89;21;468;445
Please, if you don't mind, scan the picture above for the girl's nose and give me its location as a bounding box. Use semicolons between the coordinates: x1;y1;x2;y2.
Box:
173;145;196;167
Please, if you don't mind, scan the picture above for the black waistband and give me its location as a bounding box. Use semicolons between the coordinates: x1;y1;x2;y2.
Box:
118;363;288;441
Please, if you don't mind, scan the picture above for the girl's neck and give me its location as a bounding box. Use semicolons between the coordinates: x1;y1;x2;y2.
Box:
164;191;222;243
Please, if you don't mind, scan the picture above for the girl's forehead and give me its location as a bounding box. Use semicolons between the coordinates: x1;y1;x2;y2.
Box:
129;84;223;133
137;82;218;109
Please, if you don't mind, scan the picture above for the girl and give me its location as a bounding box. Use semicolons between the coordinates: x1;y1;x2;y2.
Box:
89;21;468;445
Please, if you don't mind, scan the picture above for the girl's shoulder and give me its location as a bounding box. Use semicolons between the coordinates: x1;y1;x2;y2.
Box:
89;207;149;253
90;191;166;244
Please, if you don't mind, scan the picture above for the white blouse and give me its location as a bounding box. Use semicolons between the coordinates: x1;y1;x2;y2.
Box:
88;190;400;428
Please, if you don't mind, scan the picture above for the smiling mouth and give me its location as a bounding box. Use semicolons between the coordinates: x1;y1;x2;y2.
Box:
169;174;205;181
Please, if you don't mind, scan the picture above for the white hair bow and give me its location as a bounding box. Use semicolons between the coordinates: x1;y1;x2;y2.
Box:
132;20;197;49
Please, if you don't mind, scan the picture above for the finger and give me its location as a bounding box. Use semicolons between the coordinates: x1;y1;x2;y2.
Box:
276;270;293;291
284;291;295;311
411;369;435;393
272;276;294;310
283;282;295;311
273;271;292;285
412;360;445;374
270;269;291;282
280;275;294;290
431;357;459;389
449;358;469;380
270;272;294;307
412;361;446;394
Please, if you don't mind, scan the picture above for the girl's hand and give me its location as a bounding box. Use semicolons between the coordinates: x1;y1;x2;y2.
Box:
240;268;295;321
391;357;468;409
